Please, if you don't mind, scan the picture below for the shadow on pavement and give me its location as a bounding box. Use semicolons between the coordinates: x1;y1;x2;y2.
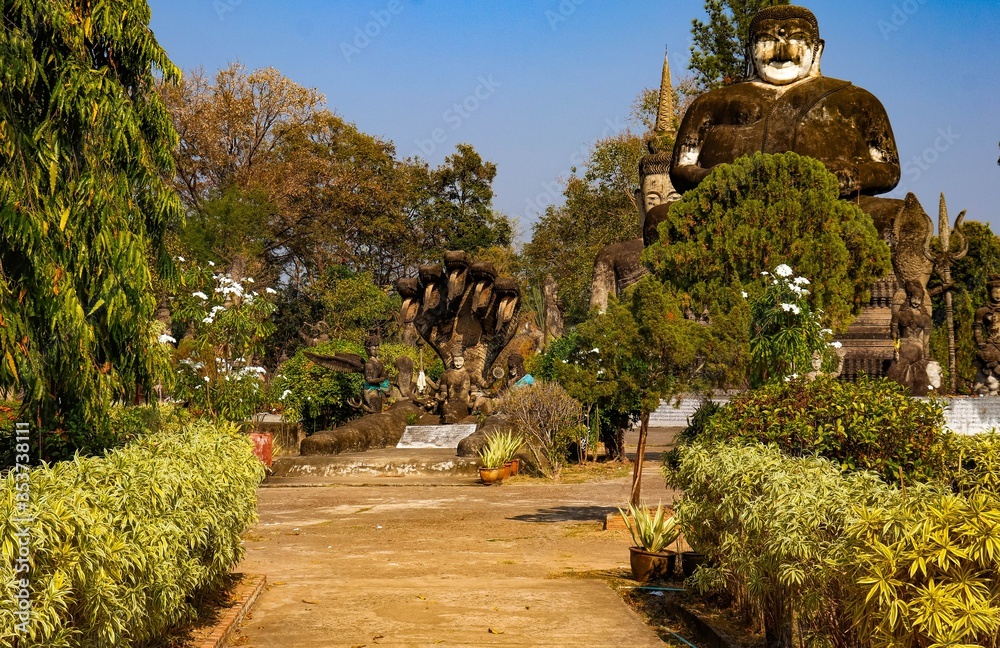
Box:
509;505;617;523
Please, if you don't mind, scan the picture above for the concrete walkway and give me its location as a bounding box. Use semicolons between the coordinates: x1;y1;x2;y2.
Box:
234;430;679;647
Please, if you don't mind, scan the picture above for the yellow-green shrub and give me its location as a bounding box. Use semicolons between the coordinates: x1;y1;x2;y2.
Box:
0;421;265;647
670;441;1000;648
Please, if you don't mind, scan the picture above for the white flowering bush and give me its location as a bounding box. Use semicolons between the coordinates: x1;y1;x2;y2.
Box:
166;261;277;422
747;265;839;386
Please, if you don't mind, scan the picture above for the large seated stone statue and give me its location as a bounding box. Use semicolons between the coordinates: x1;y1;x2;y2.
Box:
669;5;929;245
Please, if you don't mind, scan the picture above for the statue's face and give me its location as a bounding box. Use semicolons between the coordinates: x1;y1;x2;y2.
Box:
452;355;465;370
366;344;378;358
639;173;674;215
991;286;1000;303
751;18;820;86
909;293;922;309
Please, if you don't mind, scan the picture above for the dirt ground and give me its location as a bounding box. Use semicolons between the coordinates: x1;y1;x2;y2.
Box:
233;429;680;648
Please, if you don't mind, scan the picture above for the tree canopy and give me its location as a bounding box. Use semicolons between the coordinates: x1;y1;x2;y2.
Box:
689;0;791;89
160;64;512;288
0;0;183;445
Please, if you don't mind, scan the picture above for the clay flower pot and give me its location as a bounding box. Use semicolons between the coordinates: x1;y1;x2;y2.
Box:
629;547;676;583
508;458;520;476
479;467;504;485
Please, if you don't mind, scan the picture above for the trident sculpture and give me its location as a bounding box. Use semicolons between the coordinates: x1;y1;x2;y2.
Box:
924;194;968;392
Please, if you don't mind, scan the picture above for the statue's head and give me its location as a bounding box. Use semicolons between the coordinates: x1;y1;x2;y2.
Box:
904;280;925;309
451;353;465;370
507;353;526;378
810;350;823;372
748;5;823;86
636;151;675;226
365;334;381;358
989;275;1000;304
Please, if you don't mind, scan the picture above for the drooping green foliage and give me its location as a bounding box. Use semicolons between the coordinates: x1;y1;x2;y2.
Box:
698;376;945;482
0;0;184;443
0;421;265;647
670;442;898;646
671;439;1000;648
689;0;791;89
646;153;891;334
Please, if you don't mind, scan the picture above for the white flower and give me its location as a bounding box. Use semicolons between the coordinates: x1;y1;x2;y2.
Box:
192;291;208;300
281;389;292;400
246;277;254;283
821;328;833;336
208;261;215;267
780;303;801;315
761;271;770;276
741;291;749;298
829;341;843;349
794;277;810;286
590;348;600;354
203;376;210;382
265;287;277;295
177;256;185;262
158;334;177;344
202;316;214;324
775;264;793;277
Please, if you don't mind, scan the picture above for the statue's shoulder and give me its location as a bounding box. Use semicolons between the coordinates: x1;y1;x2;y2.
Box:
816;76;884;104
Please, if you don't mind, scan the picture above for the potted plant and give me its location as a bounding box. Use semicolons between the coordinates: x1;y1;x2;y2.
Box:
478;442;506;485
619;502;680;583
492;430;525;476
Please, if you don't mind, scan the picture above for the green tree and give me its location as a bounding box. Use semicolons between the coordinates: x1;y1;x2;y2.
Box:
413;143;512;256
521;133;646;324
0;0;183;449
646;153;890;335
689;0;790;89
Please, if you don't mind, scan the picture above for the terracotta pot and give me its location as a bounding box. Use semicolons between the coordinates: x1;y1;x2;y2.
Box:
508;458;520;476
681;551;708;578
502;462;514;479
629;547;676;583
479;467;504;485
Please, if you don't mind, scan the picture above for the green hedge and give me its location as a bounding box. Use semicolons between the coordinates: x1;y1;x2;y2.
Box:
669;441;1000;648
697;376;945;481
0;421;265;647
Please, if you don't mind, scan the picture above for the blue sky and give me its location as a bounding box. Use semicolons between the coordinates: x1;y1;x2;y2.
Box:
149;0;1000;241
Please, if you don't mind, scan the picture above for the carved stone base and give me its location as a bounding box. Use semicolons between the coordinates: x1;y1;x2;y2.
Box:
836;278;897;382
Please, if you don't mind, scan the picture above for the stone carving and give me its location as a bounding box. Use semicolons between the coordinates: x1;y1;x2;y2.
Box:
923;194;968;392
542;275;565;343
590;50;680;314
437;353;472;423
668;4;938;383
304;335;390;414
671;5;899;202
389;355;415;401
973;276;1000;395
887;281;934;396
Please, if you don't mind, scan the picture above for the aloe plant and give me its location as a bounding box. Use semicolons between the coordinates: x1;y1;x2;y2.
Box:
619;501;680;553
478;442;505;469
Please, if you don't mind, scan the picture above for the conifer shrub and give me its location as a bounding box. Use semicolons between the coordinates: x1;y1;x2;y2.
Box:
0;421;265;647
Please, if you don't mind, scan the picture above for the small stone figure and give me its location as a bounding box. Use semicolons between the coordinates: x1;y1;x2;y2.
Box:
887;282;934;396
304;334;390;414
389;356;415;402
973;276;1000;395
437;352;472;423
504;353;535;391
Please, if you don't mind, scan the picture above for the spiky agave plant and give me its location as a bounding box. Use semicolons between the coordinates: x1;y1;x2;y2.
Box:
619;502;680;553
